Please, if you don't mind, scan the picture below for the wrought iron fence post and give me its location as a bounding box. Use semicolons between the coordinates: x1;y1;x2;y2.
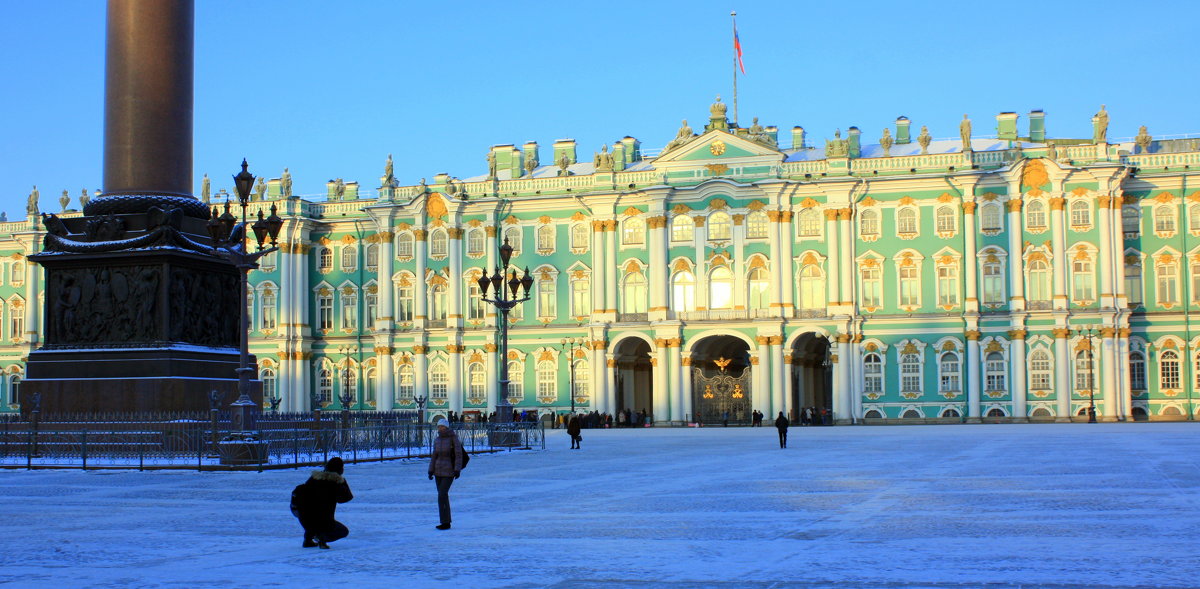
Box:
81;430;88;470
30;393;41;459
139;437;144;471
208;391;220;458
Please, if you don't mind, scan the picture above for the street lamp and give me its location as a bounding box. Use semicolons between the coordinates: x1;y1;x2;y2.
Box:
413;389;429;425
475;238;535;424
560;337;586;415
338;345;355;409
208;159;282;436
1070;325;1099;423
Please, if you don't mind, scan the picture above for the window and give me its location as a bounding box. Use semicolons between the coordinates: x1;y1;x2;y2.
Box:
537;360;556;401
570;278;591;317
746;211;769;238
570;224;589;250
982;262;1004;305
671;271;696;312
341;246;357;271
1028;259;1050;304
899;265;919;307
467;280;485;320
366;243;378;272
7;374;19;406
317;293;333;330
864;353;883;393
709;266;734;309
340;289;357;330
708;212;732;241
1156;261;1179;305
1074;350;1094;391
572;360;589;401
897;208;918;234
900;353;921;393
937;264;959;307
1190;206;1200;233
1129;352;1146;391
468;363;485;402
467;228;485;256
11;263;23;287
430;362;448;400
1070;200;1090;227
1193;262;1200;303
1154;205;1176;233
430;229;448;257
397;280;414;321
861;266;882;308
985;351;1006;392
1125;261;1143;305
537;224;555;252
397;364;414;401
259;251;276;272
1026;200;1047;230
430;284;447;320
317;368;332;405
396;233;414;258
260;289;276;330
671;215;693;242
1030;350;1052;390
939;352;960;392
1160;350;1181;390
365;291;377;326
798;209;821;237
859;209;879;236
1072;258;1095;302
980;203;1002;231
342;367;358;405
621;272;647;313
747;267;769;311
798;264;825;310
318;248;333;271
1123;206;1141;234
503;226;522;253
506;360;524;402
537;276;556;319
622;218;645;245
363;368;376;405
936;206;956;233
9;305;23;342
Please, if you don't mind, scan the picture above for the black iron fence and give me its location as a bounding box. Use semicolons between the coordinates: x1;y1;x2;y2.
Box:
0;411;544;471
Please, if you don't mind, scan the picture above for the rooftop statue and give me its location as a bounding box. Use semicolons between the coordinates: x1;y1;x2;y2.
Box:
880;128;893;157
28;186;40;216
710;95;727;117
594;144;614;171
253;177;266;201
825;129;849;158
747;117;775;147
664;119;694;152
524;151;538;176
486;150;497;179
557;153;571;176
281;167;293;197
917;125;932;155
1093;104;1109;143
1046;141;1057;161
384;153;394;180
80;188;90;209
1135;125;1152;153
60;189;71;212
201;174;211;204
334;178;345;200
960;114;972;151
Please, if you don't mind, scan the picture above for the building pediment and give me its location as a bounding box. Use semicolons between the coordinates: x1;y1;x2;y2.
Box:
653;129;784;169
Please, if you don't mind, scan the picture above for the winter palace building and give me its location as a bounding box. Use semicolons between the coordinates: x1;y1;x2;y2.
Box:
1;100;1198;423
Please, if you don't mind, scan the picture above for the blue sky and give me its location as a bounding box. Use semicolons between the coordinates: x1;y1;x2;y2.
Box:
2;0;1198;217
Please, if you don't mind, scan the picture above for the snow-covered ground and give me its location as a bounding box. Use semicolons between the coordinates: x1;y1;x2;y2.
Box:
1;423;1197;589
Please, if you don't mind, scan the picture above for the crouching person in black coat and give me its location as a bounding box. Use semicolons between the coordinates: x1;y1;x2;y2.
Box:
291;456;354;549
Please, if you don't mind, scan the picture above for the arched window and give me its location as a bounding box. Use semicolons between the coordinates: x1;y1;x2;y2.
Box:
936;206;956;233
1072;257;1095;302
622;218;645;245
864;353;883;393
537;224;555;251
397;364;414;402
318;247;333;271
260;368;277;403
466;279;485;320
1160;350;1181;390
985;351;1006;392
941;408;961;418
798;264;825;310
570;277;590;317
859;209;879;236
1154;205;1177;233
260;288;277;330
503;226;522;253
467;228;485;256
1028;259;1050;304
981;261;1004;305
506;360;524;402
430;229;448;257
708;212;732;241
621;272;647;313
363;367;376;404
367;291;380;327
1070;200;1091;227
430;284;447;320
396;233;414;258
537;360;557;401
897;208;918;235
1074;350;1094;391
317;368;332;405
570;224;589;250
746;211;769;238
537;275;556;319
799;208;822;237
341;245;357;271
1129;352;1146;391
468;362;485;402
396;277;414;321
980;203;1002;231
1026;200;1047;230
900;353;922;393
1029;349;1052;391
747;267;769;311
708;266;734;310
939;352;960;393
671;271;696;312
366;243;379;271
317;292;333;330
7;374;20;406
1123;206;1142;235
571;360;590;401
1125;259;1143;305
671;215;693;242
1156;260;1179;304
430;362;448;400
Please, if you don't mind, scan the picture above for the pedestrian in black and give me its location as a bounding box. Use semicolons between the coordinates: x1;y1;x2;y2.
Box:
722;410;729;427
291;456;353;549
567;414;582;449
775;411;789;448
428;418;465;530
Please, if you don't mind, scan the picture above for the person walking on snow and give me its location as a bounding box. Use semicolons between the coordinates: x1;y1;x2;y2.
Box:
291;456;353;549
567;414;582;449
775;411;789;449
428;418;465;530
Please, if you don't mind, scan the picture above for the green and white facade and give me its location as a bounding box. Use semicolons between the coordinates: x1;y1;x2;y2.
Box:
2;102;1198;422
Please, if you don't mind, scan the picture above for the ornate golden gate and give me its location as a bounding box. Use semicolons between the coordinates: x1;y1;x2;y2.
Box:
692;359;752;425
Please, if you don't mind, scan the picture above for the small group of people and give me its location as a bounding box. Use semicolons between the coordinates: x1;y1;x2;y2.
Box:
749;410;767;426
290;417;467;548
616;408;650;427
554;411;611;429
798;406;831;426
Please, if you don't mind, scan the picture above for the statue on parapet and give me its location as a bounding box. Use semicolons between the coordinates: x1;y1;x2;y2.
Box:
27;186;39;216
664;119;694;152
960;114;972;151
558;153;572;176
201;174;211;204
281;167;293;197
594;144;614;171
1093;104;1109;143
917;125;932;155
60;190;71;212
1135;125;1152;153
710;95;727;118
1046;141;1058;161
880;128;893;157
80;188;90;209
486;150;498;179
253;177;266;201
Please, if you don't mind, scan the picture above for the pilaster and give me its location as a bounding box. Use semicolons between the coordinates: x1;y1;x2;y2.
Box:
1008;329;1027;421
1053;328;1071;421
966;330;982;421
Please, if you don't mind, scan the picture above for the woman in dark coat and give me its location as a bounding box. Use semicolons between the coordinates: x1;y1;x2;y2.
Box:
775;411;789;449
428;418;465;530
567;414;582;449
293;456;353;549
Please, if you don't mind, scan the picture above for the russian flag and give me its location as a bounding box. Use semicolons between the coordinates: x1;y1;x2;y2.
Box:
734;26;745;74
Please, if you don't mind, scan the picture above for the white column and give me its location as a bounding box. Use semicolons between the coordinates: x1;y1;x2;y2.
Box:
1051;198;1068;309
376;227;395;330
829;341;845;421
652;346;668;424
649;217;668;318
604;353;617;414
1100;331;1117;421
780;211;795;312
670;341;683;422
485;227;498;328
448;229;463;325
414;347;429;409
768;213;784;315
376;341;394;411
22;256;39;346
590;344;605;415
1117;332;1132;420
591;222;605;316
414;231;428;321
681;357;694;422
784;356;796;419
771;337;785;416
1097;196;1115;309
754;340;770;415
486;344;498;415
1006;196;1025;309
694;216;707;309
839;210;854;306
448;345;463;415
732;218;746;310
836;338;852;423
824;209;840;305
1054;333;1071;420
966;332;981;421
850;340;863;421
1010;333;1027;420
604;222;617;314
963;203;979;311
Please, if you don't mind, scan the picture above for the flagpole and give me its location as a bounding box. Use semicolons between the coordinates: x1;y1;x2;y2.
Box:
731;10;738;127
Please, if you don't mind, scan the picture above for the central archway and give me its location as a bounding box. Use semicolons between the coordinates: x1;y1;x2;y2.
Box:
612;338;653;422
790;333;832;423
689;335;752;425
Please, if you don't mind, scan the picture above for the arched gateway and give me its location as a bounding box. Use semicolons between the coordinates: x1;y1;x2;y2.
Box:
612;337;653;421
790;333;832;422
689;336;752;425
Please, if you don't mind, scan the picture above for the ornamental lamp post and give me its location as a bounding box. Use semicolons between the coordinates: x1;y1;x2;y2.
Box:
210;160;282;440
475;238;535;424
1071;325;1099;423
560;337;585;415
